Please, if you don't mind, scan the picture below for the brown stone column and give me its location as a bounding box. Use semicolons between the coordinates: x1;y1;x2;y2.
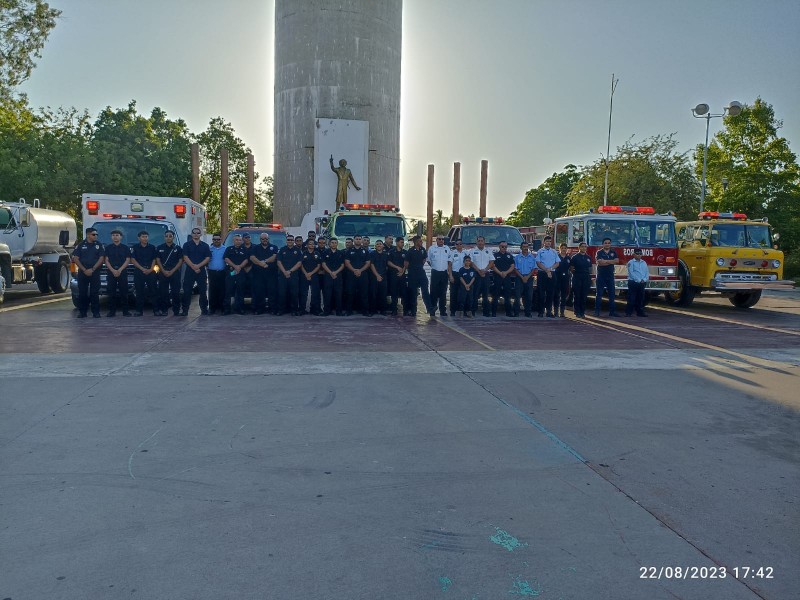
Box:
247;154;255;222
427;164;434;248
452;162;461;227
479;159;488;218
221;148;229;237
191;143;200;203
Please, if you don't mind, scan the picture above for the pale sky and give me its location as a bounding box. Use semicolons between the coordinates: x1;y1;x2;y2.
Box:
20;0;800;222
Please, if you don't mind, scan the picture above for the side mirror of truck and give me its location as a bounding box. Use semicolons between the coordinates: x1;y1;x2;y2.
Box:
59;230;70;246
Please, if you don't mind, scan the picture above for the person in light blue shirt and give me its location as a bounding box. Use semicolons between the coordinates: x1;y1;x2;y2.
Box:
207;233;227;314
625;248;649;317
513;242;537;317
535;236;560;317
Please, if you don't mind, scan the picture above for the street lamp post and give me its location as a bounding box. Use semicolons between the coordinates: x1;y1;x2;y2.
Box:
692;101;742;212
544;204;553;225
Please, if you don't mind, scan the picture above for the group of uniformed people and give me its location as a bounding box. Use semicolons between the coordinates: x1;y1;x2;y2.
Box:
72;227;649;319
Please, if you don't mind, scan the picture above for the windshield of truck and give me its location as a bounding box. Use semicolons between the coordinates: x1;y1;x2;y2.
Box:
711;224;772;248
91;221;172;245
635;220;676;247
587;219;636;245
332;215;406;238
460;226;524;245
224;230;287;249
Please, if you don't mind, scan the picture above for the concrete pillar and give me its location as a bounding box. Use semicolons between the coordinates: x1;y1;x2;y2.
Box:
479;159;488;218
247;154;255;222
452;161;460;227
191;143;200;203
221;148;229;237
274;0;403;226
427;164;434;249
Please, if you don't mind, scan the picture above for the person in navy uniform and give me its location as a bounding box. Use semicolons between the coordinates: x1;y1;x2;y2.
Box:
625;248;649;317
72;227;105;318
449;240;469;316
316;237;329;311
553;242;572;318
535;236;560;318
104;229;131;317
322;238;345;316
513;241;536;318
248;232;278;315
207;233;226;315
594;237;619;317
181;227;211;316
299;239;322;315
457;255;477;317
427;235;452;317
570;242;593;318
341;237;354;310
369;240;390;315
491;242;516;317
469;236;495;317
130;230;159;316
223;234;249;315
277;236;303;315
156;231;184;316
403;235;432;317
344;235;371;316
387;237;407;316
240;233;255;312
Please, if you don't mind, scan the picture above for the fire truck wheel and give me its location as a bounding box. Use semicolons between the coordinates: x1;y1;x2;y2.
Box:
0;257;12;289
71;292;80;308
729;290;762;309
48;259;70;293
34;264;51;294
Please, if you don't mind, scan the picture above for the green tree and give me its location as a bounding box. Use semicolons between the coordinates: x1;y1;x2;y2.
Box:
507;165;579;226
197;117;271;232
0;0;60;96
566;135;699;219
698;98;800;254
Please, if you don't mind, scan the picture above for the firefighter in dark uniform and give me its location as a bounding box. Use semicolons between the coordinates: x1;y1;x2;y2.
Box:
240;233;256;312
344;235;371;316
130;231;159;316
249;233;278;315
387;237;407;316
594;237;619;317
223;234;249;315
403;235;432;317
299;239;322;315
491;242;516;317
322;238;345;316
72;227;105;318
369;240;390;315
316;237;328;312
104;229;131;317
181;227;211;315
553;243;572;318
277;236;303;315
156;231;184;316
571;242;593;318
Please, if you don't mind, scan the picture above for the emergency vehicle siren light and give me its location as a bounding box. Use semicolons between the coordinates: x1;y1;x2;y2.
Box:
342;203;396;211
698;211;748;221
597;205;655;215
86;200;99;215
174;204;187;218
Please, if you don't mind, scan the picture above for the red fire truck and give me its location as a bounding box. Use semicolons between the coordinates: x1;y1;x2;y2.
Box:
553;205;681;296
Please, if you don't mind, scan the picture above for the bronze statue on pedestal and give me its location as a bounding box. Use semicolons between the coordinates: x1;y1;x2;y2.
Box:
330;155;361;208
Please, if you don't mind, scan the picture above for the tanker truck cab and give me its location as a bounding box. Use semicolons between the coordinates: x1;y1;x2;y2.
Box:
320;204;408;241
0;198;76;298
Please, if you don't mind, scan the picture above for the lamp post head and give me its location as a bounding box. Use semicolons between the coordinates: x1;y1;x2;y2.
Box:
722;177;729;191
725;101;743;117
692;103;710;116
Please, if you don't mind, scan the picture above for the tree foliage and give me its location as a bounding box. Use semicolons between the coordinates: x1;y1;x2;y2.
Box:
566;135;699;219
0;0;60;95
698;98;800;255
507;165;579;226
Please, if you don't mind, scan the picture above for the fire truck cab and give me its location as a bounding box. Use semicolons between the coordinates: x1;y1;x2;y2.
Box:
555;205;681;295
315;203;409;241
672;211;793;308
447;217;524;254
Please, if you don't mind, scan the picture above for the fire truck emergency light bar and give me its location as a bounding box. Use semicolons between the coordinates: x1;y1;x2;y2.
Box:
698;211;748;220
461;217;504;224
596;205;655;215
340;204;399;212
237;223;283;228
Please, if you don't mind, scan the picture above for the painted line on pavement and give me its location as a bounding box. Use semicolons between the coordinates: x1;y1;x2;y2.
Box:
649;303;800;337
433;316;497;351
0;295;71;313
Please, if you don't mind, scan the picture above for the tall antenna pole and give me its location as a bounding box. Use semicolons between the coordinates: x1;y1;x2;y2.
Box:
603;74;619;206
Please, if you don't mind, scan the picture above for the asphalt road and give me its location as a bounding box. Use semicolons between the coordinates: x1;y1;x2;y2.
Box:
1;291;798;600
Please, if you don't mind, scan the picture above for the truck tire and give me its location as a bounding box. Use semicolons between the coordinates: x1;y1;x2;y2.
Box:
0;256;12;289
729;290;762;309
34;264;51;293
664;268;695;307
48;259;70;293
72;292;80;308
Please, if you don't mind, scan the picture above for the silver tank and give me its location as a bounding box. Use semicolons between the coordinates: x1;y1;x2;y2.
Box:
2;203;77;255
274;0;402;226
